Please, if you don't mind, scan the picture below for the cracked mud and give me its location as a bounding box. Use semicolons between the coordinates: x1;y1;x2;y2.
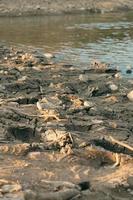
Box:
0;44;133;199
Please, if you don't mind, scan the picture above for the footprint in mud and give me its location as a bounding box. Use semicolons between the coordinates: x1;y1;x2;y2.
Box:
6;126;35;143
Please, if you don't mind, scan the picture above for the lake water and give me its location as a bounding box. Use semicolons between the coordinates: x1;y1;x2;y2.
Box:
0;12;133;75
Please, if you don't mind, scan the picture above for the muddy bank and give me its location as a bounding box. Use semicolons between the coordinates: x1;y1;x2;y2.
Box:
0;0;133;16
0;43;133;199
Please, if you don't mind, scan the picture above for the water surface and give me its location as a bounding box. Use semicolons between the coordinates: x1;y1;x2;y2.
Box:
0;12;133;75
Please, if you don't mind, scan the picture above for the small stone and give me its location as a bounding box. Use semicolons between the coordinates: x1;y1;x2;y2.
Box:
126;69;132;74
17;76;28;82
4;57;8;60
128;80;133;85
27;152;41;160
44;53;54;59
127;90;133;102
108;84;118;91
0;70;4;74
4;71;8;75
114;72;122;79
79;74;88;82
126;66;132;74
84;101;94;107
36;5;40;10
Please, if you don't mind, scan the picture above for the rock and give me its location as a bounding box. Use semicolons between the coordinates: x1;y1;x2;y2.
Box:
27;152;41;160
37;96;62;110
127;90;133;101
24;190;36;200
126;69;132;74
41;129;72;149
1;184;22;194
108;83;118;92
126;66;132;74
37;189;80;200
4;192;25;200
32;52;48;64
44;53;54;59
91;60;108;71
17;76;28;82
21;52;48;65
87;85;110;97
83;101;94;107
79;74;89;82
114;72;122;79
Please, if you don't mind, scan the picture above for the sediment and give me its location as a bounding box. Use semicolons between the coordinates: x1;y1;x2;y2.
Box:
0;43;133;199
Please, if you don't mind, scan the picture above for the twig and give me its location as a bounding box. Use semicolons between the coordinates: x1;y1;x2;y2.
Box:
111;153;121;168
68;132;74;145
110;136;133;151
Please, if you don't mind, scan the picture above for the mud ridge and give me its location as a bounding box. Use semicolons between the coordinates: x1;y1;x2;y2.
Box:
0;44;133;200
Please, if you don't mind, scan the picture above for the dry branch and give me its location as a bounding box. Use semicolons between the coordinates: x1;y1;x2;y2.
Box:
110;136;133;151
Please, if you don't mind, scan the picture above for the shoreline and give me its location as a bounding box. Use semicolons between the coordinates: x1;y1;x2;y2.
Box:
0;0;133;17
0;43;133;199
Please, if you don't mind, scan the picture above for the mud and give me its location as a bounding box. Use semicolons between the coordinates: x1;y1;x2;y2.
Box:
0;0;133;16
0;43;133;199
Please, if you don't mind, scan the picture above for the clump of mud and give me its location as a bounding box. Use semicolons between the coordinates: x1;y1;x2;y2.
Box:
0;44;133;200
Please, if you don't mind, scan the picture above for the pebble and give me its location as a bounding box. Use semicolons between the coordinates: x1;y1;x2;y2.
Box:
79;74;88;82
127;90;133;102
27;152;41;160
126;69;132;74
84;101;94;107
44;53;54;59
21;52;48;65
17;76;28;82
114;72;122;79
108;83;118;92
126;66;132;74
0;70;8;75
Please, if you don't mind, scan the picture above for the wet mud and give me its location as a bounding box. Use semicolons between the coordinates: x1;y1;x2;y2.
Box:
0;43;133;199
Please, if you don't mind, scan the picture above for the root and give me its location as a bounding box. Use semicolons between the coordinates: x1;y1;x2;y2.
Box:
111;153;121;168
110;136;133;151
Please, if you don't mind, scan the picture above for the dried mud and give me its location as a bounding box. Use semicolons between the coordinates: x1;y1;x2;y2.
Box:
0;0;133;16
0;43;133;199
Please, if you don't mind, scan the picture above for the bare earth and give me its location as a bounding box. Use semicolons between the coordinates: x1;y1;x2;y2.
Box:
0;0;133;16
0;44;133;199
